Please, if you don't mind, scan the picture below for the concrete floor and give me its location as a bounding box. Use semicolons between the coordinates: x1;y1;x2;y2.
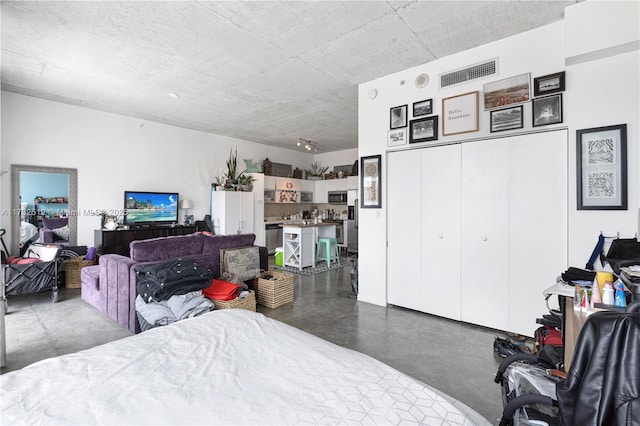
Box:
1;259;508;424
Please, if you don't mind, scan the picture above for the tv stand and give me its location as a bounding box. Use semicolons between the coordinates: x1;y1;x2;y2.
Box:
95;225;196;256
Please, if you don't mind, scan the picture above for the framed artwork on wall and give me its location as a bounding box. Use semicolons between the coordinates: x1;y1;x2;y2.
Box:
409;116;438;143
442;91;479;136
387;128;407;147
483;73;530;110
490;105;523;133
577;124;627;210
390;105;407;129
412;99;433;117
361;155;382;208
533;71;565;97
532;94;563;127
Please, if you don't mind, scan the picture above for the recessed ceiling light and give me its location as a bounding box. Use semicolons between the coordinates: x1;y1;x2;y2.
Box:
168;93;180;98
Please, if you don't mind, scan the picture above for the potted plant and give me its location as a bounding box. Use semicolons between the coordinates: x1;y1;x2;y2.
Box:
307;161;328;180
225;148;244;190
237;174;255;192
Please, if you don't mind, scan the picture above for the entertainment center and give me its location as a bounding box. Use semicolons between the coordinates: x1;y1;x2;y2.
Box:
94;225;196;256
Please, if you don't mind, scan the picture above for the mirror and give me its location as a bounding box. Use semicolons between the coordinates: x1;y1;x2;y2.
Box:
10;165;77;254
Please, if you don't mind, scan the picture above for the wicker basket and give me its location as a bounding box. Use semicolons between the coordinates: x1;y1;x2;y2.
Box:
255;270;294;308
210;290;256;312
65;256;96;289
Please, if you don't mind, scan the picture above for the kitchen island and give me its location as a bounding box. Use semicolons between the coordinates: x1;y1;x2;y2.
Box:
281;222;336;270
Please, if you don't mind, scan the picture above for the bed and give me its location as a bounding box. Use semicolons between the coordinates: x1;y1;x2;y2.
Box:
0;309;490;425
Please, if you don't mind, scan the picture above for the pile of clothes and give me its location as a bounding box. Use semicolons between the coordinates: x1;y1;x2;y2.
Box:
135;258;214;330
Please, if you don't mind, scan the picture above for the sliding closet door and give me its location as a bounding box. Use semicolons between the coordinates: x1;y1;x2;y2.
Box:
508;130;567;336
461;139;510;331
420;144;461;320
387;149;423;311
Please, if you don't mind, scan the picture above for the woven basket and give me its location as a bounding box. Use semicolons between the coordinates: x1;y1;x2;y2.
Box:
255;270;294;309
65;256;96;289
210;290;256;312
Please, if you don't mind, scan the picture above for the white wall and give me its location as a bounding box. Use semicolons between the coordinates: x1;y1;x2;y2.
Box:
357;0;639;306
0;92;315;246
314;149;358;174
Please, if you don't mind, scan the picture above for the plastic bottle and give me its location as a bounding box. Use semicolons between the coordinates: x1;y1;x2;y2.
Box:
614;280;627;308
602;282;615;305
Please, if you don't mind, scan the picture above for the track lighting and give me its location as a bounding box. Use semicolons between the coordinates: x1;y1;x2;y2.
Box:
297;138;317;153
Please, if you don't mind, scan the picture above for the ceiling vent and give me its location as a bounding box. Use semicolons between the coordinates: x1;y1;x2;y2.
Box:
439;59;498;88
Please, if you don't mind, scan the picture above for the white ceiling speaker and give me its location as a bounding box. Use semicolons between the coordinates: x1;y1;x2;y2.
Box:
368;88;378;100
415;73;430;88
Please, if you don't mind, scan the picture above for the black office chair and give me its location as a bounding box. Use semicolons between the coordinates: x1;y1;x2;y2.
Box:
195;214;214;233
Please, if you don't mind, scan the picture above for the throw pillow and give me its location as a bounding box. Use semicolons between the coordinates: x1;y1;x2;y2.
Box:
53;225;69;241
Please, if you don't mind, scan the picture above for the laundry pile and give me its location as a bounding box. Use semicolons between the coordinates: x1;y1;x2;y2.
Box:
134;258;215;330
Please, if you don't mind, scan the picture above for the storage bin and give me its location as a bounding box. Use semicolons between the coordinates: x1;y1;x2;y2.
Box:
255;270;294;308
209;290;256;312
275;247;283;266
65;256;97;289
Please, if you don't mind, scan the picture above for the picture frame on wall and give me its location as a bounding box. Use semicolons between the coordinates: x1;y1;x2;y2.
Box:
409;116;438;143
532;93;563;127
361;155;382;208
576;124;627;210
490;105;523;133
442;91;479;136
387;128;407;147
483;73;530;110
412;99;433;117
533;71;565;97
390;105;407;129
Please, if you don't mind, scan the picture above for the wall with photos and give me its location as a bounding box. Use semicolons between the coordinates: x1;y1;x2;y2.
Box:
356;0;639;307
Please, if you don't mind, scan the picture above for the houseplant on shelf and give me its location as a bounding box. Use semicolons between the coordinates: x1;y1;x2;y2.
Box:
237;174;255;192
307;161;328;180
224;148;245;190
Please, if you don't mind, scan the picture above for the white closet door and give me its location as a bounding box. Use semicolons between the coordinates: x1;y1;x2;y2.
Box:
387;150;423;310
421;145;462;320
461;139;510;331
508;130;567;336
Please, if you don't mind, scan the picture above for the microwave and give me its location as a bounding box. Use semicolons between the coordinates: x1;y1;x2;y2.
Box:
328;190;347;204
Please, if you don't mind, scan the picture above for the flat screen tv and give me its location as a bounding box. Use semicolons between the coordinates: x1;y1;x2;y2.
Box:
123;191;179;227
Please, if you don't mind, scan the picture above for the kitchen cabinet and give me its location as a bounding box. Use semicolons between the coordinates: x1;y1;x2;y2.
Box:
387;130;568;336
211;191;254;235
275;177;300;191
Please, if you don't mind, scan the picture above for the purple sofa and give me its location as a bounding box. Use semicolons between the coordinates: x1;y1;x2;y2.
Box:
80;232;267;333
39;217;69;244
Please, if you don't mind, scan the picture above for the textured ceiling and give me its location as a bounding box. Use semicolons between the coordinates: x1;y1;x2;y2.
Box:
1;1;573;153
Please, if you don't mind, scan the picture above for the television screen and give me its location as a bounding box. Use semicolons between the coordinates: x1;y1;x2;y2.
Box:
123;191;179;226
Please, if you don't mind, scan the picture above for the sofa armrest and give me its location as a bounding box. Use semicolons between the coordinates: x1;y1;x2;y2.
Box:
39;228;56;244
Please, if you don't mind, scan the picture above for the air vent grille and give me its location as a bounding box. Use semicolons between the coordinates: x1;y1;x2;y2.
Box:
440;59;497;88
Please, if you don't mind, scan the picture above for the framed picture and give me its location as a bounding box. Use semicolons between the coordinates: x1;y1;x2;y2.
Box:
533;71;565;97
412;99;433;117
442;91;479;136
490;105;523;133
483;73;530;110
361;155;381;208
387;128;407;147
409;116;438;143
577;124;627;210
390;105;407;129
532;93;563;127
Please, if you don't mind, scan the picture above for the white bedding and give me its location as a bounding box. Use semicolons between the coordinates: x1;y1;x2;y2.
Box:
1;310;490;425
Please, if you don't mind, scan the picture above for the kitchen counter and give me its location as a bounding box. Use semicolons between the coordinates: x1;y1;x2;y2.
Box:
281;222;336;270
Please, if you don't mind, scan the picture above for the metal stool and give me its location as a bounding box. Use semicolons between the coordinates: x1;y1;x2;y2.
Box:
316;237;340;267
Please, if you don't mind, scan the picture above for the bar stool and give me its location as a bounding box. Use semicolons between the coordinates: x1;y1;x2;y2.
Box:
316;237;340;267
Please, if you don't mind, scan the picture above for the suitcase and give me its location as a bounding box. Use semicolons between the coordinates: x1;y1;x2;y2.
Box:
495;353;562;426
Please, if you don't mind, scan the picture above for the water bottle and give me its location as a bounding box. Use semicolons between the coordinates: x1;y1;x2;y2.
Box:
614;280;627;308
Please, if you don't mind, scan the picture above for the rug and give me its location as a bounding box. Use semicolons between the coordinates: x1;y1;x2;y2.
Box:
273;258;350;276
